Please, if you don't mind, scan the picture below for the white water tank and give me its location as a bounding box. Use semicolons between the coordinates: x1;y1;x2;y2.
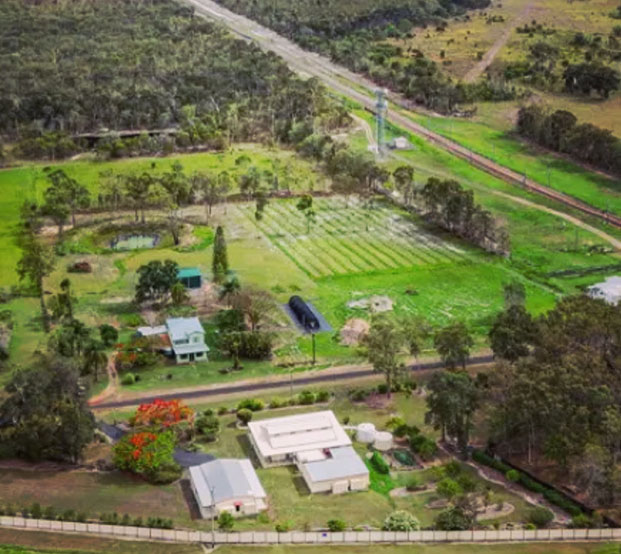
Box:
356;423;376;444
373;431;393;451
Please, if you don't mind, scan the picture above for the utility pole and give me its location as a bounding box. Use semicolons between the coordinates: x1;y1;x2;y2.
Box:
311;332;316;365
209;483;216;548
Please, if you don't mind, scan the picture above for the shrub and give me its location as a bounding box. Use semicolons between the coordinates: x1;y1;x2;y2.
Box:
436;478;462;500
377;383;389;394
218;406;229;415
456;474;477;493
237;398;264;412
386;416;406;430
121;373;136;386
43;506;55;520
349;388;369;402
405;476;422;491
570;514;593;528
297;390;316;405
434;506;473;531
269;398;286;409
371;451;390;474
218;512;234;531
76;512;87;523
506;469;520;482
444;460;462;478
528;507;554;528
62;509;76;522
30;503;42;519
316;390;330;402
99;324;119;347
383;510;420;531
327;519;346;531
410;434;437;460
524;522;536;530
393;424;411;438
149;462;183;484
236;408;253;425
196;414;220;441
133;516;144;527
275;522;290;532
518;474;546;494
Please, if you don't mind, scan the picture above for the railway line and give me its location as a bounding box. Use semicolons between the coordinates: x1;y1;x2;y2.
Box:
187;0;621;233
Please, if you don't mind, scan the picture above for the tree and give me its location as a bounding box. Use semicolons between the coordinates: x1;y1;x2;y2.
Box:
220;331;242;370
171;282;189;306
42;169;89;234
382;510;420;531
193;171;230;222
296;194;316;234
83;339;107;382
113;430;177;479
212;226;229;283
219;277;241;307
0;355;95;463
99;324;119;347
400;315;431;359
231;288;275;332
135;260;179;304
364;313;407;397
503;280;526;309
433;322;474;370
124;173;153;223
425;371;478;455
393;165;415;205
48;278;75;322
236;408;253;425
327;519;346;531
17;232;55;332
489;305;538;362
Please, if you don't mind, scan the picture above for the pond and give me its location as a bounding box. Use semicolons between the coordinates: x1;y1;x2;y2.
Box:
110;233;160;251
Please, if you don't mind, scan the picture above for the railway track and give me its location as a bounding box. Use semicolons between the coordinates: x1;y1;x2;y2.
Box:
187;0;621;233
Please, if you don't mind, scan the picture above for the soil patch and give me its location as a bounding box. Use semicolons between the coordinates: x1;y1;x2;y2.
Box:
340;318;370;346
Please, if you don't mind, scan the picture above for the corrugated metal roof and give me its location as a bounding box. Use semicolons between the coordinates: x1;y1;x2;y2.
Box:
302;446;368;483
166;317;204;342
178;268;202;279
189;459;266;508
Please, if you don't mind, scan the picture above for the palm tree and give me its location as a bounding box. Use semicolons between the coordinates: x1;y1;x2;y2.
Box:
83;340;108;383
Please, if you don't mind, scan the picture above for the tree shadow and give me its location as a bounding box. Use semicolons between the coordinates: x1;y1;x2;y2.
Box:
180;478;202;520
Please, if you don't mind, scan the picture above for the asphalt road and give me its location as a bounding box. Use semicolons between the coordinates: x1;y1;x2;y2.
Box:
185;0;621;233
91;354;494;410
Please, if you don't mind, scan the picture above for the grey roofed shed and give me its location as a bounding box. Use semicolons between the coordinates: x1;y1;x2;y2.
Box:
189;459;266;506
302;446;369;483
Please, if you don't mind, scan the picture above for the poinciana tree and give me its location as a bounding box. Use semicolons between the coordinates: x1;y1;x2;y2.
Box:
131;399;194;428
113;430;176;477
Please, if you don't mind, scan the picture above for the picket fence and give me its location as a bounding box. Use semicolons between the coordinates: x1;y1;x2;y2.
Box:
1;516;621;545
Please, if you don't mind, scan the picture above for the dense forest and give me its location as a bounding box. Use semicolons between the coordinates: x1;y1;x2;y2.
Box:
0;0;347;160
517;105;621;179
215;0;516;114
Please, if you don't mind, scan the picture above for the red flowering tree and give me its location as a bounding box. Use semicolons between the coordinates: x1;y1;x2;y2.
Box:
113;430;176;477
131;399;194;428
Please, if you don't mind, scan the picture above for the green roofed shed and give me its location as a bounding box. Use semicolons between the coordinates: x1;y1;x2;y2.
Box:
178;268;202;289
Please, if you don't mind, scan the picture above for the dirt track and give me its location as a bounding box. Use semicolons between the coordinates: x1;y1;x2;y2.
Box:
186;0;621;238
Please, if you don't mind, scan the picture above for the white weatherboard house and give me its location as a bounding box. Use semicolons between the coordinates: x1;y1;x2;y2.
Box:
137;317;209;364
166;317;209;364
248;410;370;494
588;276;621;306
189;459;267;518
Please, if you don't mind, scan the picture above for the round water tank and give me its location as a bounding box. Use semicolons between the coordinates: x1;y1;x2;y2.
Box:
373;431;393;451
356;423;376;444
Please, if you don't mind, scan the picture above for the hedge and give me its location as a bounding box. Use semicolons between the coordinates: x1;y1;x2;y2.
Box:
371;451;390;474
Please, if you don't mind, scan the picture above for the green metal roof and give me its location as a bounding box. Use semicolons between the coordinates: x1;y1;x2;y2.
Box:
177;268;202;279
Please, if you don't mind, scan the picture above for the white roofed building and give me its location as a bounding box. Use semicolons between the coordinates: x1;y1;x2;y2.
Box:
189;459;266;518
588;276;621;306
247;410;369;494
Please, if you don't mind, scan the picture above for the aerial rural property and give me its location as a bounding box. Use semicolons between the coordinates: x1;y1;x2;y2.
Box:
0;0;620;553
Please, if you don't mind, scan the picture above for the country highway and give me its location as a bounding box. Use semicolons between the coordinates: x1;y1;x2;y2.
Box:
91;354;494;410
185;0;621;235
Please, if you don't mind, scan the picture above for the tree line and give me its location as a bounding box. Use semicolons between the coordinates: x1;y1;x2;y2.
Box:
517;105;621;178
214;0;519;114
0;0;346;162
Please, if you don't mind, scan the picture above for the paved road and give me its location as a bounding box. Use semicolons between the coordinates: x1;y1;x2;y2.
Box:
91;355;494;410
186;0;621;233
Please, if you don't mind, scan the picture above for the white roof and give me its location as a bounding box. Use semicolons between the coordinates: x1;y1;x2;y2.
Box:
137;325;167;337
302;446;369;483
588;276;621;306
189;459;266;508
166;317;205;341
248;410;351;458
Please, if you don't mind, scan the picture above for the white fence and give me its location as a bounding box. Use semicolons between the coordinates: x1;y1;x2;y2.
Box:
1;516;620;545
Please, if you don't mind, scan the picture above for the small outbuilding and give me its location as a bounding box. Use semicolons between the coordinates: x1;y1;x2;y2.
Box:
299;446;370;494
588;276;621;306
177;268;203;289
189;459;267;519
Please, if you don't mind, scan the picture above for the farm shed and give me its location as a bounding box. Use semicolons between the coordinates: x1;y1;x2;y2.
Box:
299;445;369;494
177;267;202;289
189;459;267;518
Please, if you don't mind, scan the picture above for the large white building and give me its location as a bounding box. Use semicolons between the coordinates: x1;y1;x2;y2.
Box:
189;459;267;518
247;410;369;494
